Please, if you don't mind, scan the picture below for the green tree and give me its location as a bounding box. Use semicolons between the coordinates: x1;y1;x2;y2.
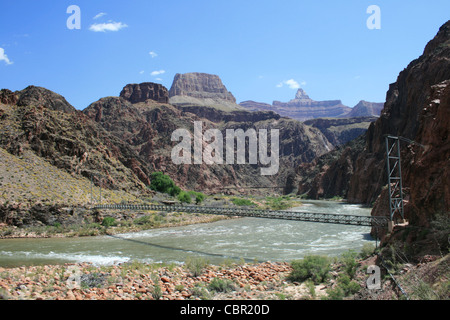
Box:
149;172;180;196
195;193;205;205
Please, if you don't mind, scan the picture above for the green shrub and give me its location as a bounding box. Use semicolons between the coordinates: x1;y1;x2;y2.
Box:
168;185;181;197
288;255;331;284
231;198;256;206
134;215;152;225
101;217;117;227
326;274;360;299
195;193;205;204
340;250;359;279
188;191;206;204
150;284;163;300
208;277;236;293
265;196;291;210
185;256;209;277
325;286;344;300
178;191;191;204
359;243;376;259
191;283;212;300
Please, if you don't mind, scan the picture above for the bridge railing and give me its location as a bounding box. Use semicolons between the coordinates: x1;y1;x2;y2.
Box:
93;204;389;227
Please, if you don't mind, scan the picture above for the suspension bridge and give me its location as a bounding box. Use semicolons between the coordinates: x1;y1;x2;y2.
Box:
94;204;389;228
92;135;422;231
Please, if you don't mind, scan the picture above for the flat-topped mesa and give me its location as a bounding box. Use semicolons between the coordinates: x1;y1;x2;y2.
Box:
169;72;243;111
169;73;236;102
120;82;169;104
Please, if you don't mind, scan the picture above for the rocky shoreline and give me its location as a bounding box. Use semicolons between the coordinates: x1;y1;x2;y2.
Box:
0;261;311;300
1;246;447;300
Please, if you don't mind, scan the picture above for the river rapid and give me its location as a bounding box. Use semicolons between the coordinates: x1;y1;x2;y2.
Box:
0;200;375;267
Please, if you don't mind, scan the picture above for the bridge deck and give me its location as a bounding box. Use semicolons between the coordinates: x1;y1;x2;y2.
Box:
94;204;388;227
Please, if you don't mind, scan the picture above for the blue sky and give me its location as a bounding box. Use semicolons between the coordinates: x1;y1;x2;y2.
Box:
0;0;449;110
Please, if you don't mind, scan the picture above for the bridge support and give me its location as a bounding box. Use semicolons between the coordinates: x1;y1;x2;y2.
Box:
385;136;405;223
388;219;409;233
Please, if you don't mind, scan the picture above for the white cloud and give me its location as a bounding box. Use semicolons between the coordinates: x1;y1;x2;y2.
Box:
284;79;301;89
93;12;107;20
89;21;128;32
277;79;305;89
149;51;158;58
151;70;165;76
0;48;13;65
139;70;145;74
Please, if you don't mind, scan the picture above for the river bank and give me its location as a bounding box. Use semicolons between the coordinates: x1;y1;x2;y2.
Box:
2;251;447;300
0;261;298;300
4;198;444;301
0;194;303;239
3;252;449;301
0;210;232;239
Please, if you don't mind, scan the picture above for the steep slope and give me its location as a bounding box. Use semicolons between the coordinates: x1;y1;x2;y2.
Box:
303;117;377;147
16;85;77;114
0;87;151;195
347;20;450;207
295;21;450;239
343;100;384;118
296;134;366;199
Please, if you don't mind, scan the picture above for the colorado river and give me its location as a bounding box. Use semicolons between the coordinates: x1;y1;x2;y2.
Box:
0;200;375;267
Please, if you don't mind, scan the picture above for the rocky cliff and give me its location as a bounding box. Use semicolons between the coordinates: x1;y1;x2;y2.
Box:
296;134;366;199
347;20;450;207
303;117;378;147
296;21;450;237
343;100;384;118
169;73;244;111
120;82;169;104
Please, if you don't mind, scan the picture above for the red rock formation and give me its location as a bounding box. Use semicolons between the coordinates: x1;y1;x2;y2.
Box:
16;86;76;113
169;73;242;110
241;89;352;121
0;89;18;105
169;73;236;103
120;82;169;104
297;21;450;238
348;20;450;207
344;100;384;118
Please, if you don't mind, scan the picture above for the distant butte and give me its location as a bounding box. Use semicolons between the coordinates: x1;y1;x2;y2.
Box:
240;89;383;121
169;72;244;111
